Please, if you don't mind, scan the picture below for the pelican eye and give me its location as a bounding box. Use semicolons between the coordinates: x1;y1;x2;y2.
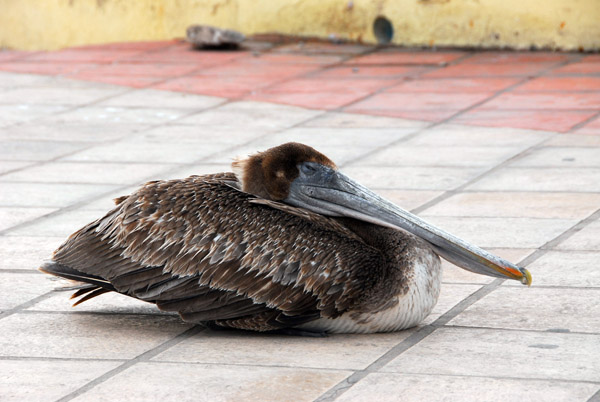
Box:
300;162;318;176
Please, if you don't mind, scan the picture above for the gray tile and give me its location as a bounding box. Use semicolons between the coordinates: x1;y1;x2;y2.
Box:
423;192;600;219
77;185;140;211
0;235;64;270
356;145;519;167
523;251;600;287
377;189;443;211
0;359;121;402
0;272;55;310
177;100;322;130
449;287;600;333
337;373;598;402
38;77;128;90
0;72;55;88
556;220;600;251
253;127;414;148
0;87;127;106
0;161;178;185
545;134;600;147
204;143;370;166
97;88;224;109
0;313;191;359
341;166;483;190
152;164;232;181
153;330;411;370
62;141;227;163
383;327;600;382
420;216;575;248
131;124;266;145
0;161;33;175
302;111;429;128
0;182;117;207
422;284;482;325
0;140;87;161
0;122;142;142
467;167;600;192
70;362;351;402
0;207;56;231
513;147;600;168
405;124;552;148
0;104;70;126
28;290;168;316
43;106;190;125
6;208;107;238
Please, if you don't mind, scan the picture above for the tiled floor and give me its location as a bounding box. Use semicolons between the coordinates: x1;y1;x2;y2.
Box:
1;40;599;133
0;40;599;402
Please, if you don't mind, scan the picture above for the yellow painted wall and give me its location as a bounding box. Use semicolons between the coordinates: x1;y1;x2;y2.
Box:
1;0;599;51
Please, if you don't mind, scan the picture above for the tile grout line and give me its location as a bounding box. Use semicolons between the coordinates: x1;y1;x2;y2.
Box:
409;133;560;214
0;355;127;362
588;387;600;402
316;120;597;400
322;52;478;115
332;54;575;172
315;202;600;402
569;110;600;133
537;208;600;252
314;280;502;402
55;325;205;402
0;291;57;321
124;41;375;101
434;55;580;124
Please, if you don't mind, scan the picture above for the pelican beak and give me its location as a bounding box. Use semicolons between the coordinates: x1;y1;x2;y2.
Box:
285;162;532;286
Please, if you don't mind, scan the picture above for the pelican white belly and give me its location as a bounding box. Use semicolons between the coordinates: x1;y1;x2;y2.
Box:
298;251;442;334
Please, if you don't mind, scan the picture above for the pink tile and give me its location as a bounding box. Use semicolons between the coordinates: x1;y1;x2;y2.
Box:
199;61;318;78
464;52;571;64
67;74;163;88
123;48;247;65
551;62;600;75
0;62;99;75
24;49;145;63
247;92;367;110
345;92;494;111
246;78;393;109
74;63;201;77
71;40;178;51
0;50;34;62
480;92;600;110
258;78;392;94
453;109;596;132
309;65;429;79
275;42;371;55
515;77;600;91
248;53;343;65
582;55;600;63
348;52;465;65
154;75;281;98
344;108;455;122
387;77;520;93
423;63;556;78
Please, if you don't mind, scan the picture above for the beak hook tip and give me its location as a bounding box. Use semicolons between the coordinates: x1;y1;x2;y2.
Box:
521;268;532;287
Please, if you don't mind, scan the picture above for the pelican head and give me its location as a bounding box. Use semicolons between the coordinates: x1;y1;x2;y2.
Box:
233;142;532;286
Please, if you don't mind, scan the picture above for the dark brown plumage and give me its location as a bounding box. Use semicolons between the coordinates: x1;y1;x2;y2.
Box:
41;142;530;333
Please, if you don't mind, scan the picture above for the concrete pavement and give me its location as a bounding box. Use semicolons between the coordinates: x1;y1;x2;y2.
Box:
0;41;599;401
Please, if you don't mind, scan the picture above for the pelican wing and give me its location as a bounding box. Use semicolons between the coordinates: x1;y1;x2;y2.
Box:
48;173;384;330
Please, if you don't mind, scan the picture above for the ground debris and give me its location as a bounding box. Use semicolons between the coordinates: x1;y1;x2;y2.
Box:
186;25;245;49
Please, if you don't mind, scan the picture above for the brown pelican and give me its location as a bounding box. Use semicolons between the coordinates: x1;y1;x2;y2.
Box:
41;142;531;334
